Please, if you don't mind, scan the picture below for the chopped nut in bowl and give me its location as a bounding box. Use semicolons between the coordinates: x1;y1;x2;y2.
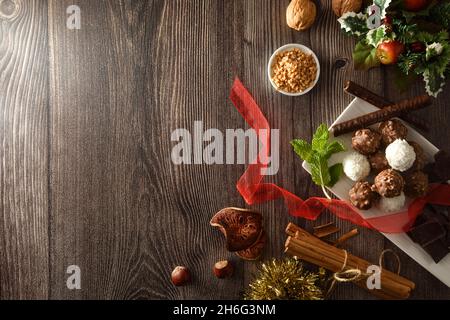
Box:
268;44;320;96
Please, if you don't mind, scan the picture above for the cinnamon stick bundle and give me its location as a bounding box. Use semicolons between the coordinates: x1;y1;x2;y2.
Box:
285;223;415;300
331;95;432;137
344;81;429;132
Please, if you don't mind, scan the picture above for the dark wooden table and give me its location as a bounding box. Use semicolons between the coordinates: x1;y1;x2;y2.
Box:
1;0;449;300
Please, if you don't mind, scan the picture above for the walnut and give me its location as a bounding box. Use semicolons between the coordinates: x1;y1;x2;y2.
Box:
332;0;362;17
286;0;317;31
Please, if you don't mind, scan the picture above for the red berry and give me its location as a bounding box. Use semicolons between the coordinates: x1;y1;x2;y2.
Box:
384;16;393;26
410;42;425;53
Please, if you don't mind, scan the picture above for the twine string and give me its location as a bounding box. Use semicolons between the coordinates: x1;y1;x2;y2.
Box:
325;249;401;298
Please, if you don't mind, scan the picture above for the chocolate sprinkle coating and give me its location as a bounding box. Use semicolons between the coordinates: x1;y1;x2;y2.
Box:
408;141;426;171
404;171;429;198
349;181;379;210
373;169;405;198
379;119;408;145
369;151;390;174
352;129;382;155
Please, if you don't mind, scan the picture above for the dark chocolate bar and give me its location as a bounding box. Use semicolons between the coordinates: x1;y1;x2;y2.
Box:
423;239;449;264
408;204;450;263
409;220;446;247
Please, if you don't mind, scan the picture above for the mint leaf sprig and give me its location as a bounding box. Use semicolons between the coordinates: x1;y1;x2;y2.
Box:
291;124;346;199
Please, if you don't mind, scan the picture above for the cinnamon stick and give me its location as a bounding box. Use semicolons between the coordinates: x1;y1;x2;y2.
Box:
331;95;432;137
344;81;429;132
285;237;412;299
313;222;340;238
335;229;359;247
286;223;415;290
284;223;415;299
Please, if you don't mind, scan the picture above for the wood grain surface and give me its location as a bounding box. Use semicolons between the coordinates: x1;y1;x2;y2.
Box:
0;0;449;300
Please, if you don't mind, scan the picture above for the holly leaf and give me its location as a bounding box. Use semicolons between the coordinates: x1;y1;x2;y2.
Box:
353;40;381;70
338;12;369;37
423;69;446;97
367;25;388;47
328;163;344;187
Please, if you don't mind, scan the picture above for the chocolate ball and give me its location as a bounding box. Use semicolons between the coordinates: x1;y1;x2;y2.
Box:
369;151;390;174
373;169;405;198
349;181;379;210
404;171;429;198
352;129;382;155
408;141;426;171
379;119;408;145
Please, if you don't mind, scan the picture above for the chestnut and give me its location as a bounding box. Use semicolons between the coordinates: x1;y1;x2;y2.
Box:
171;266;191;286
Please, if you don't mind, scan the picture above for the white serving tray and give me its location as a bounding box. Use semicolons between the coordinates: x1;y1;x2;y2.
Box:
302;98;450;287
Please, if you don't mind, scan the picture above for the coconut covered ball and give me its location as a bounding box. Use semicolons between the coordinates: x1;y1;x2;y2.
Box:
343;152;371;182
385;139;416;172
378;192;406;213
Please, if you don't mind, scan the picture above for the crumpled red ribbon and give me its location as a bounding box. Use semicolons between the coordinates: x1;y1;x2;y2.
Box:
230;78;450;233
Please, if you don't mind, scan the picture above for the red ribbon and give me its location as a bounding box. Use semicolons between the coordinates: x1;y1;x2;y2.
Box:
230;78;450;233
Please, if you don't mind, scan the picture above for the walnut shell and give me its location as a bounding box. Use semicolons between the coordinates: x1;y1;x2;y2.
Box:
286;0;317;31
332;0;362;17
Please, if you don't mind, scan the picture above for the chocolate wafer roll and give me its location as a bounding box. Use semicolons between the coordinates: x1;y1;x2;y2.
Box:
331;95;432;137
344;81;430;132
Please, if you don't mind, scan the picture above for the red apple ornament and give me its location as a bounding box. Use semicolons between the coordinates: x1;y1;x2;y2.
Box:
376;40;405;65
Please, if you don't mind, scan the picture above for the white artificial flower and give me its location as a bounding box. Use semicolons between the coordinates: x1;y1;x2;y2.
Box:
427;42;444;55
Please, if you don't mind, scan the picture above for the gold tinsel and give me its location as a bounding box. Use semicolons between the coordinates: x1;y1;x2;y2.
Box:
244;258;325;300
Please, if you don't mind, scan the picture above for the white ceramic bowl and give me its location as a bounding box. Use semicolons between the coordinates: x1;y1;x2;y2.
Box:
268;43;320;96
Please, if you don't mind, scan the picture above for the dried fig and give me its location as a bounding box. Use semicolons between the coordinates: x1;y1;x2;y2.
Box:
286;0;317;31
332;0;362;17
236;231;266;261
210;207;263;252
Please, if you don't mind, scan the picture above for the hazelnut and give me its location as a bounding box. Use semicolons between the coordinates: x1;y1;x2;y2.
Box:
213;260;234;279
171;266;191;286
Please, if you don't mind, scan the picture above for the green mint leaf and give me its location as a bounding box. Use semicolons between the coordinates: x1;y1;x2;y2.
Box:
310;154;331;187
328;163;344;187
338;12;369;37
291;139;313;162
312;124;329;152
324;141;346;159
353;40;380;70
